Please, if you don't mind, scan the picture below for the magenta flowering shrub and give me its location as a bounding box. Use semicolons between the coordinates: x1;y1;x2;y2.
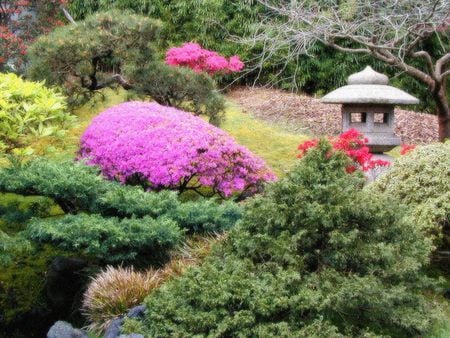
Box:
165;42;244;75
79;102;275;197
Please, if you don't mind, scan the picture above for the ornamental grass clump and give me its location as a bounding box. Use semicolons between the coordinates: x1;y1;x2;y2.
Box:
82;266;163;332
134;140;443;337
79;101;275;198
83;234;225;332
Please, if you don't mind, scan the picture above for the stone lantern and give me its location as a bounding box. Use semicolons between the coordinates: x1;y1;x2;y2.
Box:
321;66;419;153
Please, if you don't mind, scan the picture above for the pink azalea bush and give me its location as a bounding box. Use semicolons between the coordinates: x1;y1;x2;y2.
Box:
79;102;275;197
165;42;244;75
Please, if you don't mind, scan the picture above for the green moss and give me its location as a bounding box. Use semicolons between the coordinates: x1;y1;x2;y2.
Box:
0;244;69;324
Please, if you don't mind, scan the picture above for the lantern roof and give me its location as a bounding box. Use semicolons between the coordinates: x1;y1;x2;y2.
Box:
321;66;419;105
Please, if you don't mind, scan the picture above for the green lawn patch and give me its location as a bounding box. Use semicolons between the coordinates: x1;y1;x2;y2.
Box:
222;102;308;176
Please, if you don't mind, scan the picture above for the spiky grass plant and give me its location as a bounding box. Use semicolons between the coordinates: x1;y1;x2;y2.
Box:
82;266;162;332
82;234;226;333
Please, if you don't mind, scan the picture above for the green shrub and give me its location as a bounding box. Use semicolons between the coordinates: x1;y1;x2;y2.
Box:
0;158;112;214
27;10;225;123
0;157;243;233
97;186;242;232
136;140;441;337
26;214;183;263
369;143;450;256
0;73;75;152
27;10;161;106
0;231;30;266
126;64;225;125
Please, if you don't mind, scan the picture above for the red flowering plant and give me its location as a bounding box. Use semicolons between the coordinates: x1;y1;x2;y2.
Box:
165;42;244;75
399;144;416;155
0;0;66;71
297;129;390;173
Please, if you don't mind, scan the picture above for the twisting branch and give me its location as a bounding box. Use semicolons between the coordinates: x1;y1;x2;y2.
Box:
249;0;450;140
60;5;77;25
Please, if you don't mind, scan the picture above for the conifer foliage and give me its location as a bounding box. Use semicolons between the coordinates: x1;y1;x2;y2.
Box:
138;140;441;337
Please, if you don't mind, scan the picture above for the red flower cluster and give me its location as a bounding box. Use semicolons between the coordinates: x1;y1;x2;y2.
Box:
297;129;390;173
400;144;416;155
0;0;66;70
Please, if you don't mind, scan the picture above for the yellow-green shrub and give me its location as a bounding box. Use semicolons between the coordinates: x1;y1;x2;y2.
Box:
369;142;450;253
0;73;75;152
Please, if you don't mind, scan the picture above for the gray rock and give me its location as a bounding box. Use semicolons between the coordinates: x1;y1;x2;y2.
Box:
47;321;88;338
104;317;124;338
127;305;146;319
118;334;144;338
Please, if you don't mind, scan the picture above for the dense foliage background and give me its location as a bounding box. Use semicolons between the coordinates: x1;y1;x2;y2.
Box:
68;0;449;113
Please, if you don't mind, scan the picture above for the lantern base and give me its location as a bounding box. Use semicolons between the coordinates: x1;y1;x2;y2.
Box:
366;133;401;153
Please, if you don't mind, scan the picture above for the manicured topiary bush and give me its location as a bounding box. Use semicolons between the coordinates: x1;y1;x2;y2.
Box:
369;142;450;258
26;214;183;263
0;73;75;152
0;158;243;233
132;140;442;337
79;102;276;198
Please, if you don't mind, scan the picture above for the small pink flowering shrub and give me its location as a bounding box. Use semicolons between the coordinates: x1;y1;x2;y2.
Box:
79;102;275;197
165;42;244;75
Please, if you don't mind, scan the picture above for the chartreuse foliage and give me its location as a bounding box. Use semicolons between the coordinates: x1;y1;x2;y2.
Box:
0;73;75;152
132;140;442;337
369;142;450;256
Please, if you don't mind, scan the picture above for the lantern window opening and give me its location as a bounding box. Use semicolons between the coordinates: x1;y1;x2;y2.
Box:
350;112;367;123
374;112;389;124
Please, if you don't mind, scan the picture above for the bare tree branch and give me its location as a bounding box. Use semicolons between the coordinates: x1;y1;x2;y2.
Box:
60;5;77;25
248;0;450;140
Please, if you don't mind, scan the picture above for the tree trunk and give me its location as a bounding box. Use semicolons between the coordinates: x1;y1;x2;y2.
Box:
434;83;450;141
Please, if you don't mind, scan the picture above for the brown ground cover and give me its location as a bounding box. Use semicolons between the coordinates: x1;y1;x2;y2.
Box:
227;87;439;144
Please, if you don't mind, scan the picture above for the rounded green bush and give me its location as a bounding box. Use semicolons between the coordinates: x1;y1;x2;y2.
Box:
137;141;442;337
369;142;450;250
0;73;75;152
